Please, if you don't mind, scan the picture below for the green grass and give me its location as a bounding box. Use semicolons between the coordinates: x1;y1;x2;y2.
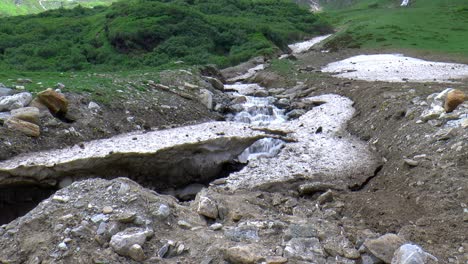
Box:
322;0;468;56
0;0;331;72
0;0;116;16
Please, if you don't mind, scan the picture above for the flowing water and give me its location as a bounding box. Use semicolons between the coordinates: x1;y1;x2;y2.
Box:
225;83;287;162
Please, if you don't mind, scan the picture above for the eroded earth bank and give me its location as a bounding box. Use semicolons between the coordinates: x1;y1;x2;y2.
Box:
0;38;467;264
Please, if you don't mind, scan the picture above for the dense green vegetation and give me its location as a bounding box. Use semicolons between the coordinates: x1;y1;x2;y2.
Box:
0;0;331;72
322;0;468;56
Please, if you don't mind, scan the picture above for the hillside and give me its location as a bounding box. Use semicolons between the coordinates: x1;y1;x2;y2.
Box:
0;0;331;72
321;0;468;56
0;0;115;16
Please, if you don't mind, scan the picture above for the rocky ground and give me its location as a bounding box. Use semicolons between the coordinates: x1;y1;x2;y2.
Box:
0;45;467;264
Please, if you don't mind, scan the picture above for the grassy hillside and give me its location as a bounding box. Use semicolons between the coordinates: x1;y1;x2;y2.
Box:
322;0;468;56
0;0;331;72
0;0;116;16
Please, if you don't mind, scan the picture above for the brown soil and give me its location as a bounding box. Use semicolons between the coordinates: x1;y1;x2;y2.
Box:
264;48;468;261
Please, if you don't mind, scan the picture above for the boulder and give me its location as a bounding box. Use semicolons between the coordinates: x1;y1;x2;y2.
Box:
10;107;40;125
4;117;40;137
0;92;33;111
223;245;262;264
0;86;13;97
37;88;68;114
391;244;437;264
364;234;405;263
444;89;465;113
110;228;149;257
198;89;213;109
204;76;224;91
197;196;218;219
29;98;52;117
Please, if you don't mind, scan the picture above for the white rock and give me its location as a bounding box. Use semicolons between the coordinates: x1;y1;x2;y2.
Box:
110;228;148;256
0;92;33;111
391;244;437;264
88;101;101;111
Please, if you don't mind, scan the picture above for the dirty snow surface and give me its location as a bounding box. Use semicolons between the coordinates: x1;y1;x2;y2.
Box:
322;54;468;83
288;34;332;54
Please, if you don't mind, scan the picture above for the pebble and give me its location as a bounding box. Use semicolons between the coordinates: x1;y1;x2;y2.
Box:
463;208;468;222
403;158;419;167
128;244;146;261
177;220;193;229
116;212;136;223
209;223;223;231
91;214;108;224
58;242;68;251
102;206;113;214
158;244;169;258
52;195;70;203
176;244;185;255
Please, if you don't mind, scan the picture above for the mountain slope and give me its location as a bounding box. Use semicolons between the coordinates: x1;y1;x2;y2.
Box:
322;0;468;56
0;0;331;71
0;0;116;16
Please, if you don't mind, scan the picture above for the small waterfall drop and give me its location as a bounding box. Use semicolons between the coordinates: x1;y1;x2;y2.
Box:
225;83;287;162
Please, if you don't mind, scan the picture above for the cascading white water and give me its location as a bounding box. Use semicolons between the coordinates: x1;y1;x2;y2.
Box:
225;83;287;162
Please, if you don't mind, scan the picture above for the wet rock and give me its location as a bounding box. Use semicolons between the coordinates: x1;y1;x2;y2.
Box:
361;253;384;264
0;92;33;111
444;89;465;113
364;234;405;263
204;76;224;91
391;244;437;264
4;117;40;137
128;244;146;261
275;98;290;109
197;196;218;219
223;244;262;264
286;109;306;119
10;107;40;125
37;88;68;114
231;96;248;105
109;227;149;257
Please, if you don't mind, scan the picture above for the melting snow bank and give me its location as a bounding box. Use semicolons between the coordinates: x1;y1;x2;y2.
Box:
288;34;332;54
226;94;381;191
322;54;468;83
0;122;267;188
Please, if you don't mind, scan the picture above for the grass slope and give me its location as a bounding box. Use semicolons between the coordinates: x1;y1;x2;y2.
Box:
0;0;331;72
322;0;468;56
0;0;116;16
